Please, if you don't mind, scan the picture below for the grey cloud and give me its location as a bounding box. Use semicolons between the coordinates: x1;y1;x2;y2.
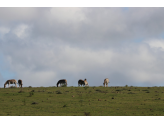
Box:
1;8;164;41
23;7;164;49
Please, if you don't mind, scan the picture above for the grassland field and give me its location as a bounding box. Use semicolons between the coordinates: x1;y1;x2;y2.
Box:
0;86;164;116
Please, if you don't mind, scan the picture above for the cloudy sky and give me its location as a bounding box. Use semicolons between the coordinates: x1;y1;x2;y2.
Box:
1;7;164;87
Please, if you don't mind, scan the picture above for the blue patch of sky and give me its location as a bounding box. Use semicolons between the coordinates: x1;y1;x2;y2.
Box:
133;38;144;43
0;53;16;86
121;7;129;12
159;33;164;39
139;82;164;87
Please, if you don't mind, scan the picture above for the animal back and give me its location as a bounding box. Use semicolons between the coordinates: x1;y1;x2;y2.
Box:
18;79;22;84
104;78;109;83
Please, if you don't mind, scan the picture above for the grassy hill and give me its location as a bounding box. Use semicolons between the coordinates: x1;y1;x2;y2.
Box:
0;86;164;116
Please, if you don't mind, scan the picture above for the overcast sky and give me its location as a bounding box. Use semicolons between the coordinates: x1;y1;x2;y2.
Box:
1;7;164;87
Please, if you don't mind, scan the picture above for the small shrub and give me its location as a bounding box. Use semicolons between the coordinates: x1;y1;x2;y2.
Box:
63;104;67;107
116;89;122;91
84;112;91;116
56;90;62;94
95;89;102;92
29;86;32;88
128;92;135;94
31;102;38;104
125;85;128;87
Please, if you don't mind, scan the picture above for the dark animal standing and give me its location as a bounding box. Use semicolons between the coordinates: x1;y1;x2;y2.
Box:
78;79;85;86
18;79;23;88
57;79;67;87
78;79;89;86
4;79;17;88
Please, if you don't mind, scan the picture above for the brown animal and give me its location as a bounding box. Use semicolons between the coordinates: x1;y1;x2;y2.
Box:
57;79;67;87
84;79;89;86
4;79;17;88
18;79;23;88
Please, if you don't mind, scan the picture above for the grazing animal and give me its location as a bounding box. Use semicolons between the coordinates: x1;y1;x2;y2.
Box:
4;79;17;88
78;79;85;86
84;79;89;86
103;78;109;87
57;79;67;87
18;79;23;88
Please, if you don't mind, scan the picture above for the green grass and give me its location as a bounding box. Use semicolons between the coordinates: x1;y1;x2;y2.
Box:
0;86;164;116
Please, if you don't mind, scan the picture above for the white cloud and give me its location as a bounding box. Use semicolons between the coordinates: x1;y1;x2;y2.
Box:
145;39;164;50
13;24;29;39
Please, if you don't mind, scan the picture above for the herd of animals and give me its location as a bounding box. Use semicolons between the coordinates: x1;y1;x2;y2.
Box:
3;78;110;88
